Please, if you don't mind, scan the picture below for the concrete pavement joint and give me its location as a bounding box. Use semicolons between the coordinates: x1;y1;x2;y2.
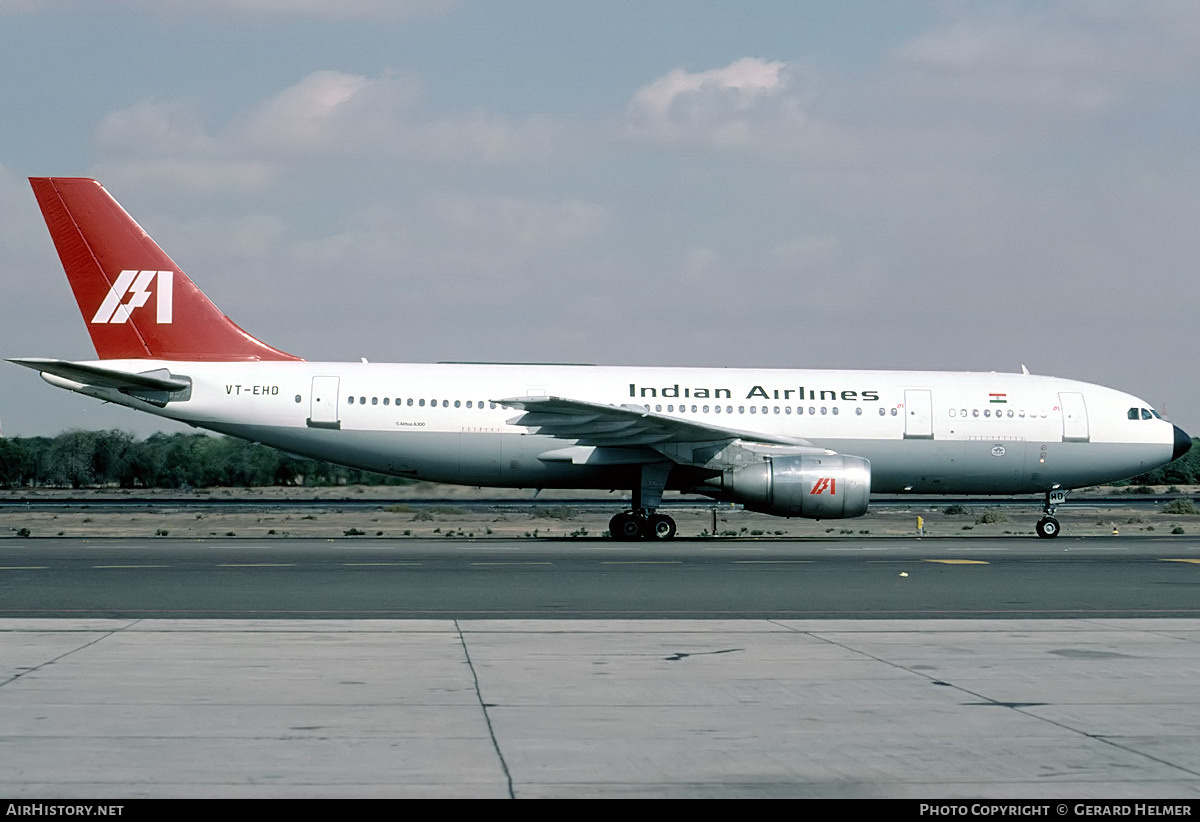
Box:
455;618;514;799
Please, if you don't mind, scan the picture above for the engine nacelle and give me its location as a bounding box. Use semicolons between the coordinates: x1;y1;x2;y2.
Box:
696;453;871;518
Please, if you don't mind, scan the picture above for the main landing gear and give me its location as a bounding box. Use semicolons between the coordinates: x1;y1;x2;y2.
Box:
609;510;677;541
1036;489;1067;539
609;463;678;541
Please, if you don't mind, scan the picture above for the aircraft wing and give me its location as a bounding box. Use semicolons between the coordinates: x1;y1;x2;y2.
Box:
496;395;826;469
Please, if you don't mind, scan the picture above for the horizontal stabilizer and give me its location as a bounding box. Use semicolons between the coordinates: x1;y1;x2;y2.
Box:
7;358;189;397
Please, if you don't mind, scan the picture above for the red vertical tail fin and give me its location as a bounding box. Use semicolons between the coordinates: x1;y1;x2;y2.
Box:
30;177;302;362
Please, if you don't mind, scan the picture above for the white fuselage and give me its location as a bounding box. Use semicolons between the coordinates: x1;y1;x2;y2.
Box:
47;360;1181;496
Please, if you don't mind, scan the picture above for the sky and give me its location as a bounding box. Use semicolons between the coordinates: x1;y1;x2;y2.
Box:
1;0;1198;438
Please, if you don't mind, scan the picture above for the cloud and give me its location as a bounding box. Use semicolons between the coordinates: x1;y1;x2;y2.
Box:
887;4;1200;121
625;57;831;150
93;70;570;189
231;71;421;154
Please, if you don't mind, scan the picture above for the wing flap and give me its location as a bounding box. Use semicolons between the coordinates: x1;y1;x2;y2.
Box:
496;395;816;456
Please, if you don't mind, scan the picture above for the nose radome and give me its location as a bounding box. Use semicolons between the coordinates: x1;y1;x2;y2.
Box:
1173;425;1193;462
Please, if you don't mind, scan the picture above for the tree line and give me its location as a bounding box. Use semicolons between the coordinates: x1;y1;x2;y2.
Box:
0;429;1195;490
0;430;411;489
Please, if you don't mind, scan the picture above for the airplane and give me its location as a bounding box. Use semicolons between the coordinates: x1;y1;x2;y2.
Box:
9;177;1192;540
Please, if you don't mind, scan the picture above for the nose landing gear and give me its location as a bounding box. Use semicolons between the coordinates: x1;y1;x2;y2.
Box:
1035;516;1060;539
1036;489;1066;539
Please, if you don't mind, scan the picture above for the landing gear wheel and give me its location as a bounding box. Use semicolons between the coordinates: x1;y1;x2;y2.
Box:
609;512;642;541
647;513;677;540
1036;517;1060;539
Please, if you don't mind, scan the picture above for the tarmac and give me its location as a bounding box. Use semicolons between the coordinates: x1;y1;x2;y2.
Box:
2;617;1199;798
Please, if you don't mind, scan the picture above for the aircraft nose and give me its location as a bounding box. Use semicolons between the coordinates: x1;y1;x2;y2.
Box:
1173;425;1193;461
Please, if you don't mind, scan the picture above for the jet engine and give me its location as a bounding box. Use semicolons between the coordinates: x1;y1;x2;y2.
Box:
694;453;871;518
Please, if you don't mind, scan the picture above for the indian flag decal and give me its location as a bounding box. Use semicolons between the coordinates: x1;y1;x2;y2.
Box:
989;392;1007;403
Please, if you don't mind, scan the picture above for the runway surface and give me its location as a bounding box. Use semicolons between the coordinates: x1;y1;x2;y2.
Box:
2;535;1199;798
1;535;1199;618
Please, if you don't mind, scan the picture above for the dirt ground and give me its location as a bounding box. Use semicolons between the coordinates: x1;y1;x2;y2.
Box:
1;484;1197;540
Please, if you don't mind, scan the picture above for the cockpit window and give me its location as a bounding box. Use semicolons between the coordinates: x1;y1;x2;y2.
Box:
1129;408;1139;420
1141;408;1153;420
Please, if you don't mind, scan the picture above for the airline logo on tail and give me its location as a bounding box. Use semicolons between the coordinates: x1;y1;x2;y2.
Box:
91;270;174;324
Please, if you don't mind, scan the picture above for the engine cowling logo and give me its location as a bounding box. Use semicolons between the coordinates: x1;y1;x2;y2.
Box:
811;477;837;494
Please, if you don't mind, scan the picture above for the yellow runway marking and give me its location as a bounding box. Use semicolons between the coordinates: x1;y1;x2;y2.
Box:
923;559;990;565
1161;559;1200;564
